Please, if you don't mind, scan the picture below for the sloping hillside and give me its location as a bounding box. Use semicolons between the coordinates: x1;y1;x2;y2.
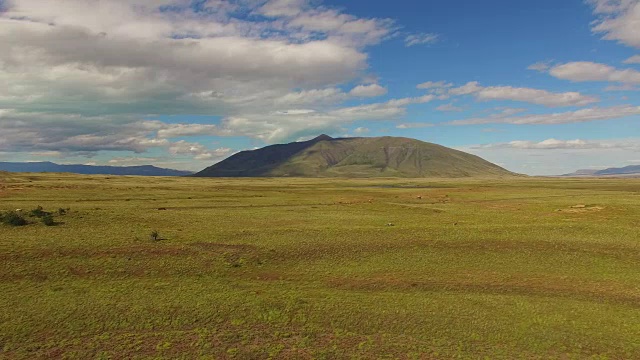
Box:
195;135;514;178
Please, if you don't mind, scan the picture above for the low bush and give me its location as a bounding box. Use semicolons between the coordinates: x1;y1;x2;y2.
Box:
2;211;28;226
42;214;56;226
30;206;51;218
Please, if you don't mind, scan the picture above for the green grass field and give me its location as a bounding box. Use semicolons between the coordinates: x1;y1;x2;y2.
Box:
1;173;639;359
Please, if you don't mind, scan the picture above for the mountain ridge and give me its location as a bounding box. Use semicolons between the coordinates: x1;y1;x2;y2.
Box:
0;161;193;176
595;165;640;176
562;165;640;177
195;135;515;178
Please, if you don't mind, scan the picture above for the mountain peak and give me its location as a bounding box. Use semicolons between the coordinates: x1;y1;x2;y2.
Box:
312;134;333;141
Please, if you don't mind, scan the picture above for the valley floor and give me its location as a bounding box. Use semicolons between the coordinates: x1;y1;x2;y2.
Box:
1;173;639;359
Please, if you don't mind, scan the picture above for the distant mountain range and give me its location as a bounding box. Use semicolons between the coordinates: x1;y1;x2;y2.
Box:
194;135;515;178
562;165;640;177
0;161;193;176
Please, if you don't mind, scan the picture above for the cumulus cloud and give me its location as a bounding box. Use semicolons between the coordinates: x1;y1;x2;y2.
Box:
0;0;416;156
0;110;163;153
473;85;598;107
0;109;235;162
527;62;552;72
589;0;640;48
436;103;463;112
462;136;640;175
416;81;453;90
168;140;231;160
448;105;640;125
548;62;640;84
405;33;439;46
419;81;598;107
258;0;308;17
218;95;437;142
396;123;434;129
624;55;640;63
349;84;388;97
472;138;635;150
604;84;639;91
157;124;220;138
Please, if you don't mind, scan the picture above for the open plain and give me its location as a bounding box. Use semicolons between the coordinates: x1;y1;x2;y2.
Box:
1;172;639;359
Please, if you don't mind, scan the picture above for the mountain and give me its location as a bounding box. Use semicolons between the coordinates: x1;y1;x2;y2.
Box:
0;162;193;176
595;165;640;176
562;166;640;177
194;135;515;178
561;169;600;177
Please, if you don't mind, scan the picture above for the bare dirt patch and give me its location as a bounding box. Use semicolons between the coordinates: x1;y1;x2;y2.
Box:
559;205;605;213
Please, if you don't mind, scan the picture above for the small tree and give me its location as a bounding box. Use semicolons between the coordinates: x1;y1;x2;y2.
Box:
150;230;160;242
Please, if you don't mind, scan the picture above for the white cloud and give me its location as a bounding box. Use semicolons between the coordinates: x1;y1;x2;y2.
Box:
604;84;639;91
218;95;437;142
0;110;165;153
0;0;412;155
624;55;640;63
349;84;388;97
416;81;453;90
472;138;637;150
436;103;463;112
157;124;220;138
496;107;527;116
273;88;348;107
461;136;640;175
474;85;598;107
527;62;552;72
29;151;64;158
396;123;434;129
590;0;640;49
447;81;484;96
405;33;439;47
288;8;396;47
0;110;236;162
441;82;598;107
258;0;308;17
354;127;369;134
168;141;231;161
107;157;162;165
449;105;640;125
548;62;640;84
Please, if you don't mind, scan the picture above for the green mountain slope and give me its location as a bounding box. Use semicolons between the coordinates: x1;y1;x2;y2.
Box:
194;135;515;178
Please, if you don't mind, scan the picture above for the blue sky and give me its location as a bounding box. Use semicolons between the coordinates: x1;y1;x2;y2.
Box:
0;0;639;175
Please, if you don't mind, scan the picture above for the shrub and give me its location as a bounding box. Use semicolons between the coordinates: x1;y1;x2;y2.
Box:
42;214;56;226
3;211;28;226
30;206;50;218
58;208;67;215
150;230;160;242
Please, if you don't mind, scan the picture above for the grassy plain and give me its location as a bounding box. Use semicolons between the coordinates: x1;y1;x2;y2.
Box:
0;172;639;359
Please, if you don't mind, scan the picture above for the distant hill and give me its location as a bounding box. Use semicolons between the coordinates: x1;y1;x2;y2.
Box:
563;166;640;177
194;135;515;178
0;161;193;176
595;165;640;176
561;169;600;177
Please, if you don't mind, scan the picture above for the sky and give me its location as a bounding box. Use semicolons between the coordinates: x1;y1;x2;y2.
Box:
0;0;639;175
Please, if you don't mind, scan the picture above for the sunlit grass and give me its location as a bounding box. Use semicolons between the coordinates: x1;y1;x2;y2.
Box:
1;173;639;358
